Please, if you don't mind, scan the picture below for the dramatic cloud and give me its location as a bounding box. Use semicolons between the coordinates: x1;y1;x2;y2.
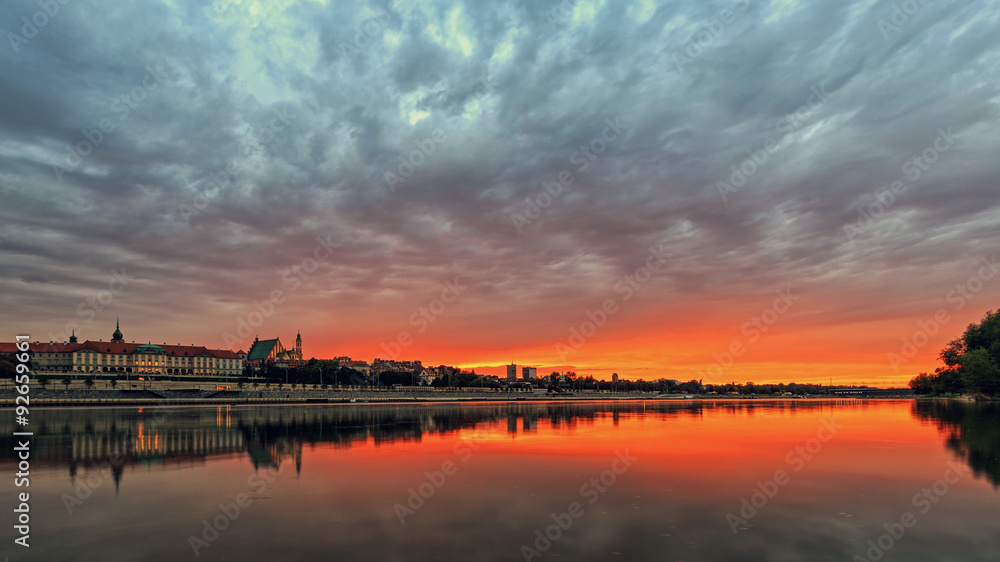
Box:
2;0;998;384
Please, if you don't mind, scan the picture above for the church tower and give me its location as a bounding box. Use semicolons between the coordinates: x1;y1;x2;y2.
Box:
295;331;303;359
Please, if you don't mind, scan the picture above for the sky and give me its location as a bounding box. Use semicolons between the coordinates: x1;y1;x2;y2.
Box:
1;0;998;386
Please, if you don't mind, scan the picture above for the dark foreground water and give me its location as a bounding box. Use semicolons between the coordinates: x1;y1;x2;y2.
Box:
1;399;998;561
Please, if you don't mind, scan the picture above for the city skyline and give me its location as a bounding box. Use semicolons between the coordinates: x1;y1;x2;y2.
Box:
2;0;999;386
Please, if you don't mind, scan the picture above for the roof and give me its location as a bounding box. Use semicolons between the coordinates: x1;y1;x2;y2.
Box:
134;343;166;354
208;349;242;359
246;339;279;361
6;340;243;359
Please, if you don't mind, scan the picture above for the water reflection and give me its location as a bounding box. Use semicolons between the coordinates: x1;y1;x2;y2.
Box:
0;400;870;487
912;399;1000;488
1;400;998;562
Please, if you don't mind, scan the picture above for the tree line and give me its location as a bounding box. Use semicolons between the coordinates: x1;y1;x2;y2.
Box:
909;309;1000;397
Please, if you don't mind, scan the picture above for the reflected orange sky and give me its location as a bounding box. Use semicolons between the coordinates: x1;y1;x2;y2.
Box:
300;400;952;488
7;401;999;562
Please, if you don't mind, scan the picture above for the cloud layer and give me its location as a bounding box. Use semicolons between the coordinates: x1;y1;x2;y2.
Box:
2;0;999;384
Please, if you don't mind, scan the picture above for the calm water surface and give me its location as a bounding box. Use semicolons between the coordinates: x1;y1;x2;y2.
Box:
1;399;998;561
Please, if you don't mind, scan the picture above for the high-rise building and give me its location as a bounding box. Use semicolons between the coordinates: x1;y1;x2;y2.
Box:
506;363;517;382
522;366;536;380
612;373;619;383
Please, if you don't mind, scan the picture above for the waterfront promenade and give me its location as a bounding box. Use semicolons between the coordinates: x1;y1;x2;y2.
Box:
0;383;656;407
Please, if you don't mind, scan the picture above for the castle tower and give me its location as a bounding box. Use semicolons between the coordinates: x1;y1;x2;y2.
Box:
295;331;302;359
69;329;78;344
111;318;124;343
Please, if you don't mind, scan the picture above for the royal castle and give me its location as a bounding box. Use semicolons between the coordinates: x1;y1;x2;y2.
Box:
25;320;245;377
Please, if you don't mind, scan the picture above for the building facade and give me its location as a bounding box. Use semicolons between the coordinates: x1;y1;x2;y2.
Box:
27;321;243;376
246;332;305;368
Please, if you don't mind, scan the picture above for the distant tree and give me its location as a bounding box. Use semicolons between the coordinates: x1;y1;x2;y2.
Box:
910;309;1000;396
38;378;49;389
84;378;95;390
61;378;72;390
109;379;117;389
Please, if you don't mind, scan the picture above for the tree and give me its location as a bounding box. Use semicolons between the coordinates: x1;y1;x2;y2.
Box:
909;309;1000;396
909;372;934;394
62;378;72;390
959;348;1000;396
38;378;49;389
109;379;117;389
84;378;95;390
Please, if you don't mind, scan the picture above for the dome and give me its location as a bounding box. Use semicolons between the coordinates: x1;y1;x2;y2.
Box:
134;343;166;354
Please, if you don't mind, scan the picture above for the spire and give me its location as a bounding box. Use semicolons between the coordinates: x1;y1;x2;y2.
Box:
111;317;124;343
69;329;77;344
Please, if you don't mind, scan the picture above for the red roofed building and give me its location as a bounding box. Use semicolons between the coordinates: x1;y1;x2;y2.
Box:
17;321;244;377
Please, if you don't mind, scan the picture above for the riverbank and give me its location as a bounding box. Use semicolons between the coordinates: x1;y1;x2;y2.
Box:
0;387;658;407
0;387;921;407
